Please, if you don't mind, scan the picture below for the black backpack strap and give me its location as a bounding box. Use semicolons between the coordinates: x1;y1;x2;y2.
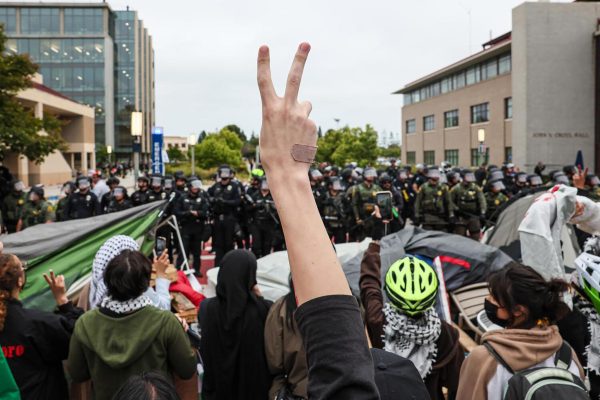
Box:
484;342;515;374
554;341;573;370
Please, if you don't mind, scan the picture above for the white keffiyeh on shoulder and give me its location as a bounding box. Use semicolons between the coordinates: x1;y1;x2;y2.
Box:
89;235;139;309
383;303;442;379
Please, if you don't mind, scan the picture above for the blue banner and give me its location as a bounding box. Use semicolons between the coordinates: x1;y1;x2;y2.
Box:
151;126;164;175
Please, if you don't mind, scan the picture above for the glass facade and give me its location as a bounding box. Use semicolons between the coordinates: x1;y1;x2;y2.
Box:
403;52;511;106
444;109;459;128
0;8;16;33
114;11;136;152
65;8;104;34
21;8;60;34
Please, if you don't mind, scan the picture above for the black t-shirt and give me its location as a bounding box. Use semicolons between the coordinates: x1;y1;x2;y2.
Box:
295;295;380;400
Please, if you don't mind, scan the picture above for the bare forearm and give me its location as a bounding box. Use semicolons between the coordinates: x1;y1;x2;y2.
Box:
269;173;350;304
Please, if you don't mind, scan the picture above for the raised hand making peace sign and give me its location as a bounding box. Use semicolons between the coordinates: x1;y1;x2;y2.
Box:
257;43;317;178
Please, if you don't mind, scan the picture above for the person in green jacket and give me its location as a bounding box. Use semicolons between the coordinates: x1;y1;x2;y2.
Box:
414;168;453;232
67;250;196;400
16;187;54;232
449;169;486;240
1;181;26;234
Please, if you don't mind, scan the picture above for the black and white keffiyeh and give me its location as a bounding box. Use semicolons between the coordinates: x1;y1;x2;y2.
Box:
574;295;600;375
90;235;139;309
100;294;153;314
382;303;442;378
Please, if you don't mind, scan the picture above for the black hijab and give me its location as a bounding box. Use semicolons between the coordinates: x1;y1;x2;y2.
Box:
199;250;272;400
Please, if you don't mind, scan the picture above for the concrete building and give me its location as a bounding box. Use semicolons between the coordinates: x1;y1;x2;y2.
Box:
5;74;95;186
395;1;600;173
164;136;189;152
0;2;155;161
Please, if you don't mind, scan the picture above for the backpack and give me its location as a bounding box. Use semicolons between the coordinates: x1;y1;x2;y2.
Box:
484;341;590;400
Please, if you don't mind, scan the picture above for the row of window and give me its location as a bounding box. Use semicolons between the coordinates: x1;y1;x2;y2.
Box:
405;98;512;133
405;147;513;167
0;7;104;35
403;53;511;105
39;65;105;94
5;38;105;63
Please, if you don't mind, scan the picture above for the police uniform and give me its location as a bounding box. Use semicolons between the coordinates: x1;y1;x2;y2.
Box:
414;182;453;232
131;189;150;206
248;190;281;258
174;189;210;274
147;189;167;203
63;191;100;220
105;197;133;213
485;191;509;220
210;180;242;265
320;190;347;244
19;200;54;230
1;191;26;233
55;196;69;222
350;181;383;241
450;182;486;239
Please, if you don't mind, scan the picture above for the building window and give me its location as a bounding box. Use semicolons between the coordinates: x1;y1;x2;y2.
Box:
423;115;435;131
466;65;481;85
505;97;512;119
65;8;105;34
505;147;512;163
21;8;60;34
499;54;511;75
471;102;490;124
471;148;489;166
444;109;459;128
424;151;435;165
403;93;412;106
406;151;416;165
0;8;17;33
445;149;459;166
405;119;416;134
483;59;498;80
441;77;452;94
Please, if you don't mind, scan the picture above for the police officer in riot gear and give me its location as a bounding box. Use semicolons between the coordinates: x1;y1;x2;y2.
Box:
131;176;151;206
248;178;280;257
379;173;404;233
450;169;486;240
1;180;26;233
163;175;175;196
105;186;132;213
63;176;100;220
56;181;76;222
17;186;54;231
174;171;188;194
320;177;348;244
147;175;167;203
210;166;242;265
414;168;453;232
350;167;382;241
100;176;120;214
485;179;509;222
174;176;210;275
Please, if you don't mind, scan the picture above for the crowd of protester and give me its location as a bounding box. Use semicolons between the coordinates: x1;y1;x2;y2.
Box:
0;43;599;400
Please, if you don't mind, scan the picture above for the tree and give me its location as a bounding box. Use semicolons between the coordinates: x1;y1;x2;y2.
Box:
316;125;379;167
167;146;187;163
198;130;208;143
379;144;401;158
0;26;65;163
223;124;247;143
195;128;244;169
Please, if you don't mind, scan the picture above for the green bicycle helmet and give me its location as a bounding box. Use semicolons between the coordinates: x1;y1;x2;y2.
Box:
384;255;439;316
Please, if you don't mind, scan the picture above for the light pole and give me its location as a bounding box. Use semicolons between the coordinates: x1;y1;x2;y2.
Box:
477;128;486;166
188;134;198;176
106;145;112;166
131;111;143;184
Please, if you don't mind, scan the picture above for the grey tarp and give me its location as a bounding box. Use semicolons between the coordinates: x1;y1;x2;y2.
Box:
342;225;513;294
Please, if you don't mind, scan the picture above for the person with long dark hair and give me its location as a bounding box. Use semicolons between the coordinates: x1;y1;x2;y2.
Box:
457;263;587;400
198;249;272;400
264;275;308;399
0;253;83;400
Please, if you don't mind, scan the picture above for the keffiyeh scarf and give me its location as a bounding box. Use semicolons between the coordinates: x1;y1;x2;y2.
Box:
382;303;442;378
100;294;153;314
90;235;140;309
574;295;600;375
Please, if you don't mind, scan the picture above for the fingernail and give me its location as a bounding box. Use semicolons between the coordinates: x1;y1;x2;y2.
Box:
299;42;311;52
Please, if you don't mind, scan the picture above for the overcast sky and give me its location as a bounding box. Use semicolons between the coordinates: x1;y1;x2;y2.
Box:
24;0;569;139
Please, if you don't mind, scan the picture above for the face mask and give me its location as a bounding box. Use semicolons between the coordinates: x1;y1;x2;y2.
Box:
484;298;509;328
